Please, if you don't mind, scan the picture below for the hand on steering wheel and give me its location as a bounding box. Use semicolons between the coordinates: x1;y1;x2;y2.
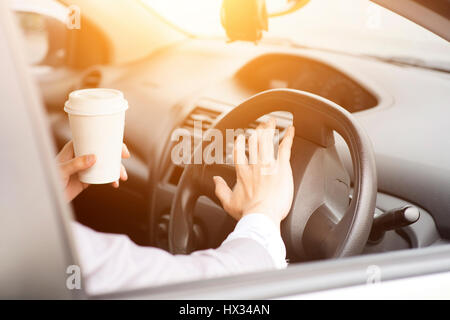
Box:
213;118;295;228
169;89;376;260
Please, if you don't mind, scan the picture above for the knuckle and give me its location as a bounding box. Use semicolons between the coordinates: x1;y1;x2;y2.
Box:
74;157;86;169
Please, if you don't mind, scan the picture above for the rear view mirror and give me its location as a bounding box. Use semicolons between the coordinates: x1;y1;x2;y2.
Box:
221;0;309;42
267;0;310;17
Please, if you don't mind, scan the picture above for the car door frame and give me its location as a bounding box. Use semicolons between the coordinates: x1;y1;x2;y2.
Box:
2;0;450;300
0;1;83;299
95;244;450;299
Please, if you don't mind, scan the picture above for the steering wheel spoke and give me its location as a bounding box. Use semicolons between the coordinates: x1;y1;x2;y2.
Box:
292;109;335;148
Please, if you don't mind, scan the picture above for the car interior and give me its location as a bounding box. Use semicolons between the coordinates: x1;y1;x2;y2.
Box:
10;0;450;292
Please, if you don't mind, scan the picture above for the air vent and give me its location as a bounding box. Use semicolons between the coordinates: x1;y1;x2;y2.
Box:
181;106;222;138
180;105;291;137
168;105;222;186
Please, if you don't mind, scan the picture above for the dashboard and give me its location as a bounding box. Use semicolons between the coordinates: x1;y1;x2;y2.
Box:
139;44;445;255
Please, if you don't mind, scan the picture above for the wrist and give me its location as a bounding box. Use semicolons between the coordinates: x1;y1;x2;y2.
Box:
241;210;281;230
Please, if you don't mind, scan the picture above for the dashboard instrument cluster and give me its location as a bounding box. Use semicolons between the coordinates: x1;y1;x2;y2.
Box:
235;53;378;113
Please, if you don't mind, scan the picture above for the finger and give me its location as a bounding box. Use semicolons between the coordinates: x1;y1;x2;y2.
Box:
278;126;295;163
248;130;258;165
267;117;276;130
258;118;276;165
61;154;96;177
56;140;74;162
256;116;273;130
122;144;131;159
112;181;119;188
213;176;232;210
234;134;249;181
120;164;128;181
233;134;248;166
256;118;271;160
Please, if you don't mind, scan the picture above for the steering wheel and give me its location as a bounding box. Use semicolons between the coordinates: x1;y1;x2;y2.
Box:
169;89;377;261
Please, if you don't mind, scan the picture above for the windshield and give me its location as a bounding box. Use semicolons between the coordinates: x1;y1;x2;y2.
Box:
143;0;450;68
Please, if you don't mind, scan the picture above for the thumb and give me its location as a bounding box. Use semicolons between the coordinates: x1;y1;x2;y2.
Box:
213;176;232;209
61;154;96;177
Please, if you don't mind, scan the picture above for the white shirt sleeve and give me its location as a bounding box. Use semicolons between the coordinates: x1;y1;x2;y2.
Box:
222;213;287;269
72;213;287;295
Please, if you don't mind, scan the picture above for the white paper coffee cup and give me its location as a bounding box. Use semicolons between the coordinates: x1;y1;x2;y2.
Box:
64;88;128;184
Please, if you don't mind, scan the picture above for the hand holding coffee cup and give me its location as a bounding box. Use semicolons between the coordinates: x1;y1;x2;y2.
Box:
62;89;130;199
57;140;130;202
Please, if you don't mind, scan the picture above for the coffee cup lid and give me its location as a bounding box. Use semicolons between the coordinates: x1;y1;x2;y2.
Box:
64;88;128;116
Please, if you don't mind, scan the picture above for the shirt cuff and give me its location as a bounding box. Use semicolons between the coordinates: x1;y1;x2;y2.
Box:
222;213;288;269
